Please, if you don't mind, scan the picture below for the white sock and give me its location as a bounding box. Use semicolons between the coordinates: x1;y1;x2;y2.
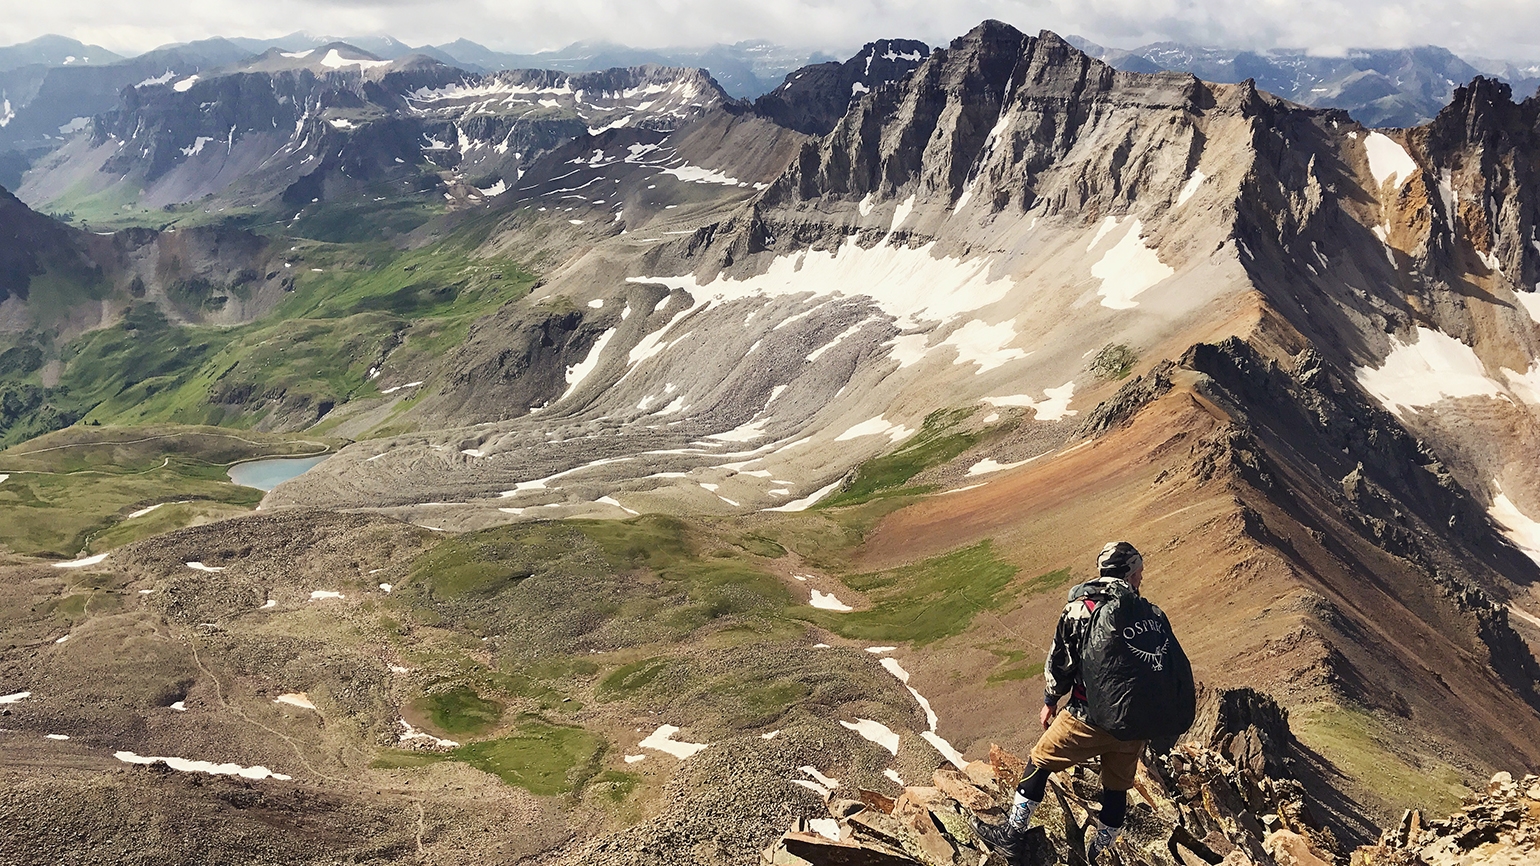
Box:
1089;819;1121;859
1007;793;1040;830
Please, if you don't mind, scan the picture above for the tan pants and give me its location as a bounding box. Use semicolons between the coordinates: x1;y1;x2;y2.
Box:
1029;711;1146;791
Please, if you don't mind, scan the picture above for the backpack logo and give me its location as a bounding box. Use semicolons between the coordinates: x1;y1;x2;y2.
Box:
1123;618;1169;670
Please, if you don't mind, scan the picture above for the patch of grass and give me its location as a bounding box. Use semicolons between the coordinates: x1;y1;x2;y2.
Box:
731;533;787;558
373;716;606;798
0;425;328;557
819;409;985;508
421;686;504;734
290;198;442;244
806;541;1018;644
1291;703;1468;815
707;676;810;727
452;719;603;796
984;645;1045;685
1012;567;1077;601
370;751;442;771
596;657;670;702
84;500;254;552
578;515;695;571
594;770;640;804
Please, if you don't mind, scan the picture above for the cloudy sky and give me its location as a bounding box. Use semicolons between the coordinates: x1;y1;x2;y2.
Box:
5;0;1540;61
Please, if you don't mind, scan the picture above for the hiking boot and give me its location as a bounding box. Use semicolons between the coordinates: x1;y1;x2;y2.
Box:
972;815;1029;862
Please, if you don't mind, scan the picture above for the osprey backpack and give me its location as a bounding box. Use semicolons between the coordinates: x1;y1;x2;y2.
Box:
1079;582;1196;741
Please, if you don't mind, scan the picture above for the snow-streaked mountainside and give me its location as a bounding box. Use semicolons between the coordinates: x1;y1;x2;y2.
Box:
16;50;732;216
3;18;1540;866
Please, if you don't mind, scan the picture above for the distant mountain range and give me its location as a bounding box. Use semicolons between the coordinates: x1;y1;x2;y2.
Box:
2;28;1539;191
1065;36;1540;127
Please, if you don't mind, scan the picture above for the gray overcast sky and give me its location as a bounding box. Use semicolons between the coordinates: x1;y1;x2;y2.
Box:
6;0;1540;61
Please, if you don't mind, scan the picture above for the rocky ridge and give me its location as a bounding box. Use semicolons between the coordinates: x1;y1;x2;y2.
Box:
758;689;1332;866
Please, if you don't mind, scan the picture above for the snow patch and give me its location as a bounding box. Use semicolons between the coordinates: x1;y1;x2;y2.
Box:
274;693;316;710
809;818;842;840
967;456;1042;476
879;657;910;683
561;328;618;401
921;731;968;770
632;234;1014;333
810;589;853;611
53;553;109;569
320;49;389;70
835;416;914;443
765;478;843;512
1489;481;1540;567
1364;131;1418;189
185;561;224;573
638;724;707;758
172;75;199;92
1092;219;1173;309
840;718;900;754
983;382;1078;421
889;195;916;234
0;691;30;704
114;751;290;781
1356;327;1503;417
309;591;344;600
1176;170;1207;206
940;319;1027;372
661;164;745;186
136;70;175;87
800;766;840;788
399;720;458;749
596;495;639;515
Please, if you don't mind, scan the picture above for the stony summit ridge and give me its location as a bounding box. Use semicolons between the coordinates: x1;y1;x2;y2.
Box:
0;17;1537;866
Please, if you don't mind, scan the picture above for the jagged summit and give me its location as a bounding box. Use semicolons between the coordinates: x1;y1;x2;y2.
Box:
751;37;929;136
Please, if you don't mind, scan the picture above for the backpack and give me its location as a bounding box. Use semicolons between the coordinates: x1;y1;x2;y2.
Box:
1078;582;1196;741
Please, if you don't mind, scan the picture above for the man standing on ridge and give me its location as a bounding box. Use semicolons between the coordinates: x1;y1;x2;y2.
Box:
973;541;1195;864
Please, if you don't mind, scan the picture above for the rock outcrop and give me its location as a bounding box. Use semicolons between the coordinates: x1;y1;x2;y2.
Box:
1354;772;1540;866
761;688;1344;866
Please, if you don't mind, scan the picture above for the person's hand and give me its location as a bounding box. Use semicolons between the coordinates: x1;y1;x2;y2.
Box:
1040;703;1056;730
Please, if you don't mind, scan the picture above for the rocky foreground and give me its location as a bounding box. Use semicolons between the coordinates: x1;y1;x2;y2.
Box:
761;689;1538;866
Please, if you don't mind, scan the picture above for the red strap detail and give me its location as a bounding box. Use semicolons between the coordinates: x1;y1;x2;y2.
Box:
1083;598;1099;613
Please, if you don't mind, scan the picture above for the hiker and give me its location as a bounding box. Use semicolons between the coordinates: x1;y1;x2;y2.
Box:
974;541;1195;863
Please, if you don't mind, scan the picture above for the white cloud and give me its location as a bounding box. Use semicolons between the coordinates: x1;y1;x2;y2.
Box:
1;1;1536;62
